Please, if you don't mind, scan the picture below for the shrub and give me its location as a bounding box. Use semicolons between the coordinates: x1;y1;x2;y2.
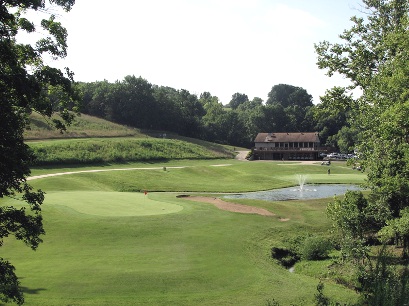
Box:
314;281;330;306
301;236;332;260
271;247;300;268
357;246;409;306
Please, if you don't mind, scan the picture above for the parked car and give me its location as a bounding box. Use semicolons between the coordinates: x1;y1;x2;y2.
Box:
327;153;339;159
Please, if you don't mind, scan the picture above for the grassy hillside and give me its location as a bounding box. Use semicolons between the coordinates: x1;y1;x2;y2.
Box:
25;112;143;139
25;113;236;165
29;138;234;165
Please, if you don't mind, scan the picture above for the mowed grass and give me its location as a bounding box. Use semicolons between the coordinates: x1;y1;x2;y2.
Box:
45;191;183;216
0;161;364;305
31;160;366;193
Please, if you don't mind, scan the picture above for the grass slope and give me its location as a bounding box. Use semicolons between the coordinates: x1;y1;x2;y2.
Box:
0;161;364;305
25;113;143;139
25;113;236;165
28;138;234;166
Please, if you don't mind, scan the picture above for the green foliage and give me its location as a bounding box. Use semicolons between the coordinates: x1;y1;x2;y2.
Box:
327;191;371;239
316;1;409;304
332;126;359;154
271;246;300;268
0;0;78;303
272;235;332;268
266;84;315;132
314;282;330;306
316;0;409;223
311;87;355;150
228;92;249;109
327;191;374;262
267;84;313;109
80;81;206;139
79;80;319;147
0;259;24;305
301;236;332;261
357;246;409;306
378;208;409;258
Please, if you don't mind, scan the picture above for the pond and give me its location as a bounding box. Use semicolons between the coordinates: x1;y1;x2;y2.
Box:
223;184;362;201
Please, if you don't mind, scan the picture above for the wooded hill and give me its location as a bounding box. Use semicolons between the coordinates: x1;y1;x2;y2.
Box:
75;81;356;152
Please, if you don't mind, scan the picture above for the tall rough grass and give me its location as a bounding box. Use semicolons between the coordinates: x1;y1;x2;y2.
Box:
29;138;234;165
25;113;142;139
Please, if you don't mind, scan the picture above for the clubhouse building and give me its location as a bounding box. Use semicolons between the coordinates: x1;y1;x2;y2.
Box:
253;132;324;160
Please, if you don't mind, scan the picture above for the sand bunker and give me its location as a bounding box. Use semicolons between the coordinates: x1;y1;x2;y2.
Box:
185;196;275;216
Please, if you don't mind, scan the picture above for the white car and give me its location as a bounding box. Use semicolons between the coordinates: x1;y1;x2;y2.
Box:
327;153;339;158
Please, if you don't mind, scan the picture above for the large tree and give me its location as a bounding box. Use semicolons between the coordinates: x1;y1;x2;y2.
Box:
316;0;409;256
0;1;77;304
266;84;313;108
228;92;249;109
266;84;314;132
109;75;158;129
316;2;409;302
311;87;354;150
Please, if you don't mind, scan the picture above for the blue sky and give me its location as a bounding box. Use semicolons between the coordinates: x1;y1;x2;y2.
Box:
54;0;364;104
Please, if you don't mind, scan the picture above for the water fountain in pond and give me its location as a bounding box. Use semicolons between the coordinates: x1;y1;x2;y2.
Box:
295;174;307;191
224;184;361;201
223;173;361;201
293;174;316;192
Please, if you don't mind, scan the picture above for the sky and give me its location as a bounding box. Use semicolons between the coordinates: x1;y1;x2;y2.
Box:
49;0;364;104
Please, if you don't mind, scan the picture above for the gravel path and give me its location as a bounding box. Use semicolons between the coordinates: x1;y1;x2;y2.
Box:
235;150;249;161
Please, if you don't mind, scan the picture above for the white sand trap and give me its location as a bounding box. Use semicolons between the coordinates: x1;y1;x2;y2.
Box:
44;191;183;217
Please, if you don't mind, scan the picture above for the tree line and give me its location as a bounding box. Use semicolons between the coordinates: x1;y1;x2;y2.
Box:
76;79;355;150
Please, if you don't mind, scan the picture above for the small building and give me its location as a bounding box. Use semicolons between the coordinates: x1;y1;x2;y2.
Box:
253;132;323;160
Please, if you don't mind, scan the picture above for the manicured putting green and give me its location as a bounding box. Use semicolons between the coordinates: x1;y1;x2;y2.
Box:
44;191;183;216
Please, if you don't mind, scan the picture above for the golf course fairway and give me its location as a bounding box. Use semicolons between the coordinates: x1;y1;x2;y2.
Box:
0;160;365;305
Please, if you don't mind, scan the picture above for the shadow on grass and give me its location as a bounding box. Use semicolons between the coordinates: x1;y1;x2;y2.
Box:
32;159;172;170
21;286;47;295
32;157;232;170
